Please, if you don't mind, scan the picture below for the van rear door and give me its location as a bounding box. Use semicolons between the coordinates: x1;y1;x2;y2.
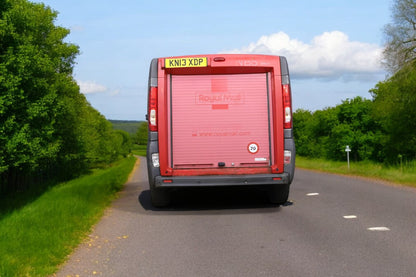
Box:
169;73;273;169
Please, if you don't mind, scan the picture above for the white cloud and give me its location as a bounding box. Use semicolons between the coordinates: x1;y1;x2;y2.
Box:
78;81;107;94
226;31;384;81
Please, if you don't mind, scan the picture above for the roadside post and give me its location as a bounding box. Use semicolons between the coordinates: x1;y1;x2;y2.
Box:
398;154;403;173
345;145;351;170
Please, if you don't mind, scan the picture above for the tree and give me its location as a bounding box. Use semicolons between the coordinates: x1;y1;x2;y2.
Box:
370;0;416;163
325;97;383;161
383;0;416;72
293;97;385;162
0;0;131;192
370;64;416;162
135;122;148;145
113;130;132;158
293;109;313;157
0;0;80;190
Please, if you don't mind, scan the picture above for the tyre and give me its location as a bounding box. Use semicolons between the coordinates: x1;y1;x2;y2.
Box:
150;186;171;207
268;184;290;205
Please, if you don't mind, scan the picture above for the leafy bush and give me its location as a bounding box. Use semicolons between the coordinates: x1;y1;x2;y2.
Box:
293;97;384;162
0;0;131;193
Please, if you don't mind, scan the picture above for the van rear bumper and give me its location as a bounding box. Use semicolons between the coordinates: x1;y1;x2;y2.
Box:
154;173;290;188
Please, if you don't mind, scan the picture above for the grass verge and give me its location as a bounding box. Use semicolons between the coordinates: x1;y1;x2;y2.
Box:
296;156;416;188
0;156;137;277
131;144;146;156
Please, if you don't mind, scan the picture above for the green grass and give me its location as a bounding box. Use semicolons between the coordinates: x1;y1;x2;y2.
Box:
110;120;143;136
296;156;416;187
131;144;146;156
0;156;137;277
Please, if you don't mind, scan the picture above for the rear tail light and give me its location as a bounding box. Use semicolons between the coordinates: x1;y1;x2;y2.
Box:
284;150;291;164
282;84;292;129
148;86;158;131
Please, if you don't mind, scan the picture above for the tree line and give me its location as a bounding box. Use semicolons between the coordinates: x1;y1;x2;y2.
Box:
294;72;416;165
294;0;416;165
0;0;131;193
294;97;383;162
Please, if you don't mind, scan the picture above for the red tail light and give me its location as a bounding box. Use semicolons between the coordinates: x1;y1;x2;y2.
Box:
148;86;158;131
282;84;292;129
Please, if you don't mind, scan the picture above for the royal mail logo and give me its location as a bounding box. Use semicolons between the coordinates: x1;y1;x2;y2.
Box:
196;93;244;105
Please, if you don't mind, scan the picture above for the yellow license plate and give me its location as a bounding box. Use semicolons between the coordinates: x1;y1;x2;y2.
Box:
165;57;208;68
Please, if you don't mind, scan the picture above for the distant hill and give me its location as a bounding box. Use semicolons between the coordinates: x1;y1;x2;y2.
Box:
109;120;144;136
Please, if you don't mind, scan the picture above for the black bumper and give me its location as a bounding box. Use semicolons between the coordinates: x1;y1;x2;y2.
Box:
154;173;290;188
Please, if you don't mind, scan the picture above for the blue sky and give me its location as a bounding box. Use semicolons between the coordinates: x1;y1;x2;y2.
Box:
35;0;392;120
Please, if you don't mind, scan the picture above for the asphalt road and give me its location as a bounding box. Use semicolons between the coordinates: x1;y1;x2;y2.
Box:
57;157;416;277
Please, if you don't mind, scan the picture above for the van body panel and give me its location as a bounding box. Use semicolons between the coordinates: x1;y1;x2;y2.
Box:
146;54;295;205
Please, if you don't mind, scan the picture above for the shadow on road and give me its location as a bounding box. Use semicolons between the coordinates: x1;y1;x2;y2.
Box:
138;186;287;214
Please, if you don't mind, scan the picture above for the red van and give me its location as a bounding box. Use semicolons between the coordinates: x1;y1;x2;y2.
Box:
146;54;295;206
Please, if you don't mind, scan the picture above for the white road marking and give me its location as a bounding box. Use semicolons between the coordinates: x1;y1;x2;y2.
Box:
306;193;319;196
367;227;390;231
343;215;357;219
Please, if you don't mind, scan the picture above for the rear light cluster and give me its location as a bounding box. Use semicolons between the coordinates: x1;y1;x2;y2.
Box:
148;86;158;131
283;83;293;165
284;150;292;164
282;84;292;129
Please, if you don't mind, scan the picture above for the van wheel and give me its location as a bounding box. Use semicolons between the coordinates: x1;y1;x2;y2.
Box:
268;184;290;205
150;187;171;207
